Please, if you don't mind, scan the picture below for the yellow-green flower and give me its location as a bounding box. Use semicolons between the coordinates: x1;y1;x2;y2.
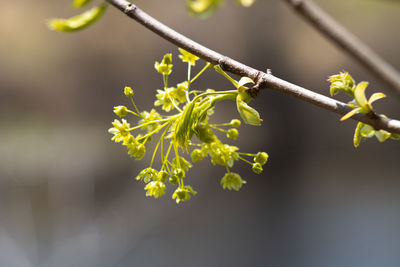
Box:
171;81;189;103
172;185;197;203
154;53;173;75
178;48;199;66
136;168;159;183
123;136;146;159
172;156;192;171
220;172;246;191
154;89;175;112
139;109;162;132
209;142;239;167
108;119;131;143
113;105;128;118
144;181;166;198
191;149;204;162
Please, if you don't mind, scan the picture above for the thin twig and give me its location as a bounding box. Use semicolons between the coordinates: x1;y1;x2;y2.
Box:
283;0;400;96
106;0;400;134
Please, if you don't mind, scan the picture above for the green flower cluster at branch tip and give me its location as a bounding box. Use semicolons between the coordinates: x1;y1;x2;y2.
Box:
108;48;268;203
328;72;399;147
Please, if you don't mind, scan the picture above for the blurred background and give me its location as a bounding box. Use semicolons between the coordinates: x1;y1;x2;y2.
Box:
1;0;400;266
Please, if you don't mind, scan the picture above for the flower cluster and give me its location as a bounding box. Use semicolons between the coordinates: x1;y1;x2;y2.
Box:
109;49;268;203
328;72;399;147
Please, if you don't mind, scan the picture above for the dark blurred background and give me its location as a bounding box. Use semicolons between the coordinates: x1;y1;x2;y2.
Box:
1;0;400;266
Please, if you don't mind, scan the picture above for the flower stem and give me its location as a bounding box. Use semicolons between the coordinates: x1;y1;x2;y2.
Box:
238;155;253;165
190;62;212;84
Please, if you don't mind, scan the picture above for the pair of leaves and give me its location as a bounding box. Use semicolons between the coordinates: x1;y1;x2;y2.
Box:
353;121;399;147
340;81;386;121
214;66;261;125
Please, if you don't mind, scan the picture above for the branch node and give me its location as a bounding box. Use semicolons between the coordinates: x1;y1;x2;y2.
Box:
217;56;230;71
124;3;137;14
247;71;265;98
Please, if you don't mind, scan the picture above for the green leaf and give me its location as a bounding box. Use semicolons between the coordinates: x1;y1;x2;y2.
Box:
174;101;196;149
186;0;224;19
48;4;107;32
73;0;92;8
340;107;362;121
353;122;363;148
375;130;392;142
236;95;262;126
353;82;369;110
390;133;400;140
367;92;386;106
237;77;254;103
360;124;375;138
237;77;254;90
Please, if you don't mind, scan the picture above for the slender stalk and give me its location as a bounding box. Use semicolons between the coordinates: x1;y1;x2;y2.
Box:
190;62;212;84
283;0;400;96
238;156;253;165
105;0;400;134
129;96;142;118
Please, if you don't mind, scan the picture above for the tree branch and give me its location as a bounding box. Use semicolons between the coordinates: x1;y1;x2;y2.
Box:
106;0;400;134
283;0;400;96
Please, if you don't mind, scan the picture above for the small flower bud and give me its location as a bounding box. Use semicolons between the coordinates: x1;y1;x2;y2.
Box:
254;152;268;165
158;171;169;183
113;105;128;118
252;162;263;174
230;119;241;127
191;149;204;162
226;128;239;140
124;86;134;97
